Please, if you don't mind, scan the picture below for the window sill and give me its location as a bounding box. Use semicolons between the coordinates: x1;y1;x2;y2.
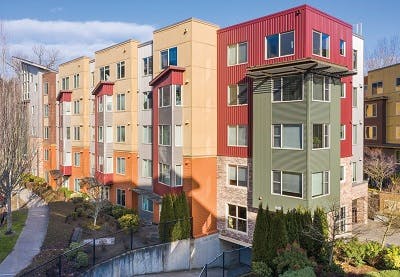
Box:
227;62;248;67
272;99;303;103
265;53;294;60
271;192;303;200
272;147;303;151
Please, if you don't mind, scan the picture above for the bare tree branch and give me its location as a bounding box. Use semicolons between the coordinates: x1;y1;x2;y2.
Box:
366;36;400;71
364;147;396;191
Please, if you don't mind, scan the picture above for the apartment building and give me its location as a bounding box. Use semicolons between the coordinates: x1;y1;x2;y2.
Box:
365;64;400;169
216;5;367;245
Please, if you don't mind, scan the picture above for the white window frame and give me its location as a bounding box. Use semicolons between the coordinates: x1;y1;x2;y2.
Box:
227;83;248;106
365;103;377;118
106;126;113;143
116;157;126;175
73;74;80;89
265;30;295;59
175;85;182;106
226;204;247;233
116;93;125;111
116;125;126;143
44;104;49;117
142;195;153;212
352;125;357;145
271;170;303;199
159;163;171;185
175;125;182;147
44;149;49;161
74;126;80;141
74;152;81;167
159;125;171;146
312;124;330;150
44;126;49;139
312;75;330;102
227;165;248;187
340;165;345;183
339;39;346;56
312;171;330;198
227;42;248;66
312;30;330;58
227;125;247;147
74;178;81;192
142;125;153;144
272;75;303;102
116;61;125;79
98;126;103;142
159;86;171;108
143;56;153;76
160;47;178;69
143;91;153;110
340;124;346;141
352;162;357;183
100;65;110;81
142;159;152;178
352;87;358;107
116;188;126;206
175;164;183;187
272;124;303;150
341;83;346;98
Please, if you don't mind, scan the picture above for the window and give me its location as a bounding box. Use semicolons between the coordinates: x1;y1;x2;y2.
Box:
175;125;182;146
228;84;248;105
338;206;346;233
340;165;345;182
44;82;49;95
228;165;247;187
352;125;357;145
341;83;346;98
352;87;357;107
116;157;126;174
352;162;357;182
313;31;330;58
142;159;152;178
396;78;400;87
106;126;113;143
116;61;125;79
227;204;247;233
266;31;294;59
395;150;400;164
102;186;110;200
159;86;171;107
106;157;113;173
272;171;303;198
313;124;330;149
371;82;383;95
175;85;182;106
98;97;103;112
339;40;346;56
74;179;81;192
74;126;80;140
365;104;377;117
73;74;80;88
365;126;377;140
106;95;112;112
44;104;49;117
313;75;330;101
73;100;80;114
272;124;303;149
272;75;302;102
160;47;177;69
98;126;103;142
117;126;125;142
353;49;358;70
159;163;170;185
340;125;346;140
142;195;153;212
62;77;69;90
143;91;153;110
44;149;49;161
74;153;81;167
116;94;125;111
66;127;71;140
65;152;72;166
143;56;153;76
312;171;329;197
43;126;49;139
175;165;182;186
97;155;104;172
228;125;247;146
63;179;69;188
228;42;247;66
159;125;171;146
117;189;126;206
100;66;110;81
142;125;153;144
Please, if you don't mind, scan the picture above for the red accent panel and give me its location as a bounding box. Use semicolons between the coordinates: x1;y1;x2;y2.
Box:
56;91;72;102
151;67;185;197
60;165;72;176
340;77;352;158
92;81;114;97
95;171;113;185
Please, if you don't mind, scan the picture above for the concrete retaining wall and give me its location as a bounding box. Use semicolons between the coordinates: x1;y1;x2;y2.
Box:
83;233;226;277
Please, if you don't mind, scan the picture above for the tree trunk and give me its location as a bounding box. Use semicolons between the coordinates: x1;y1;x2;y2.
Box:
6;192;12;234
381;216;393;247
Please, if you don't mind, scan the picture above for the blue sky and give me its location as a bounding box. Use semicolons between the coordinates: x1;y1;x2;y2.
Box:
1;0;399;63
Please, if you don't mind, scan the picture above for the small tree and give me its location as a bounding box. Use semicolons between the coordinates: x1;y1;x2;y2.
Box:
268;211;288;267
79;177;108;226
159;194;174;242
252;203;267;262
366;35;400;71
310;207;329;262
364;148;396;191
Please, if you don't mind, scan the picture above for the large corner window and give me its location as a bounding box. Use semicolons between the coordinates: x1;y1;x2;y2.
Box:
365;126;377;140
228;125;247;147
312;75;330;102
159;163;171;185
313;31;330;58
159;86;171;108
312;171;329;197
228;42;247;66
161;47;177;69
313;124;330;149
272;124;303;149
228;84;248;106
159;125;171;146
227;204;247;233
266;31;294;59
272;170;303;198
272;75;302;102
228;165;247;187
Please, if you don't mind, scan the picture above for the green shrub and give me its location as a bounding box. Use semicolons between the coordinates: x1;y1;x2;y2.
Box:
280;266;316;277
335;238;365;267
364;241;383;267
75;207;85;217
382;245;400;270
252;261;272;277
273;243;315;274
310;208;328;263
58;187;73;199
75;251;89;268
111;205;127;219
71;196;84;204
253;203;268;263
365;270;400;277
118;213;139;231
66;242;81;260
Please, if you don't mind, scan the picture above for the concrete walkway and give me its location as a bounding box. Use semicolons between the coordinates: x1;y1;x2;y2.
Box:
0;190;48;277
353;219;400;246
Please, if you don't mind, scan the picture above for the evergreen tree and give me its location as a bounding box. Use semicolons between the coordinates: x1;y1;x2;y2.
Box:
179;193;191;239
159;194;174;242
252;203;267;262
298;208;313;254
171;193;182;241
285;209;300;244
311;207;329;262
267;210;288;267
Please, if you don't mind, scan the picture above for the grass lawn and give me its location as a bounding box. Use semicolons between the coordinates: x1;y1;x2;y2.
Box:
0;209;28;263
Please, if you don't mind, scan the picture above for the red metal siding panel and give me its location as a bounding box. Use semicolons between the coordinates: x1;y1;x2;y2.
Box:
341;77;352;158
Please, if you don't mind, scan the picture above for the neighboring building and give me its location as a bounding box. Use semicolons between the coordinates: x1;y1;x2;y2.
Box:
14;57;57;179
216;5;367;245
365;64;400;170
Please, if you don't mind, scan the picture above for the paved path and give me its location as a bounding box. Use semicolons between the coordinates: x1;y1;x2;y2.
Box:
353;219;400;246
0;190;48;277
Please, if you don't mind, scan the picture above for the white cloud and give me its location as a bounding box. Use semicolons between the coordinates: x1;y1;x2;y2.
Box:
3;19;155;65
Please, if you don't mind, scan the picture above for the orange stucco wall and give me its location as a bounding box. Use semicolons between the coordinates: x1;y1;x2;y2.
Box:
183;156;217;238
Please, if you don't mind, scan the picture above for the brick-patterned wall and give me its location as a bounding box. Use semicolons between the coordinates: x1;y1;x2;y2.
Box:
217;156;256;244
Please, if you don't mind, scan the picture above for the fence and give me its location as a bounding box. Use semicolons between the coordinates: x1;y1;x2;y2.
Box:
19;218;192;277
199;247;251;277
